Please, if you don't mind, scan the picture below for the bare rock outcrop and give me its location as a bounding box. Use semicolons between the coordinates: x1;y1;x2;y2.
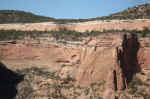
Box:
0;33;150;99
0;19;150;32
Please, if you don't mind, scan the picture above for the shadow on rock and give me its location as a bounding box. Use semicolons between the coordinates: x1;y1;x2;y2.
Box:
0;62;24;99
122;33;141;83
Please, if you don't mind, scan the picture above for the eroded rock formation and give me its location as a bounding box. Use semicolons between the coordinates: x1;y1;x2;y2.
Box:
0;19;150;32
0;33;150;99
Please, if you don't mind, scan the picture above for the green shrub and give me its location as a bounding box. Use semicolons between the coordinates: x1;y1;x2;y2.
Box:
128;76;150;98
141;27;150;37
0;28;149;41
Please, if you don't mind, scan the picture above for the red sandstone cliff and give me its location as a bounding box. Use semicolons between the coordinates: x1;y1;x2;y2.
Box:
0;33;150;99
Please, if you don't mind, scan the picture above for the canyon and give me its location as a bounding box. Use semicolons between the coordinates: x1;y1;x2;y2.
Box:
0;3;150;99
0;30;150;98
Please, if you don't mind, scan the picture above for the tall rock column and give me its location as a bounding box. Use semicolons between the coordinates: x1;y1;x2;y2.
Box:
103;46;126;99
103;69;116;99
114;47;126;91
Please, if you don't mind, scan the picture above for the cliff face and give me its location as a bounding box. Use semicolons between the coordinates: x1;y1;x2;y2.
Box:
0;33;150;99
1;4;150;98
138;37;150;70
0;19;150;32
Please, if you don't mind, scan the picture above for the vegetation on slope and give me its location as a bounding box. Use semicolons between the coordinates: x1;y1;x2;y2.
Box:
101;3;150;20
15;67;104;99
0;10;55;24
0;4;150;24
0;28;150;41
124;73;150;99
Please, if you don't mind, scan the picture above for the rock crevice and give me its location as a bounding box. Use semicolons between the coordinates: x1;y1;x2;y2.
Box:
104;33;140;99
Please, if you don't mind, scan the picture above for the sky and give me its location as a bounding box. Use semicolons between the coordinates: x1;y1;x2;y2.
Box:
0;0;150;19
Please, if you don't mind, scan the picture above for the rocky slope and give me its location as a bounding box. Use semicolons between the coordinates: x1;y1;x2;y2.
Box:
0;10;54;24
0;32;150;99
0;19;150;32
102;3;150;20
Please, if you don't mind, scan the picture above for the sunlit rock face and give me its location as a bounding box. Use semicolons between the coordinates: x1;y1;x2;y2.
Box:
0;32;150;99
0;19;150;32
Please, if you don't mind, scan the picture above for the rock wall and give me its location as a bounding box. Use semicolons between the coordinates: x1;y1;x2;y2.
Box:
0;33;150;99
138;36;150;71
0;19;150;32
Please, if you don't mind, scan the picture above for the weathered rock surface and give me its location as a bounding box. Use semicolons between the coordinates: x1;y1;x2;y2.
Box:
0;19;150;32
0;33;150;99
